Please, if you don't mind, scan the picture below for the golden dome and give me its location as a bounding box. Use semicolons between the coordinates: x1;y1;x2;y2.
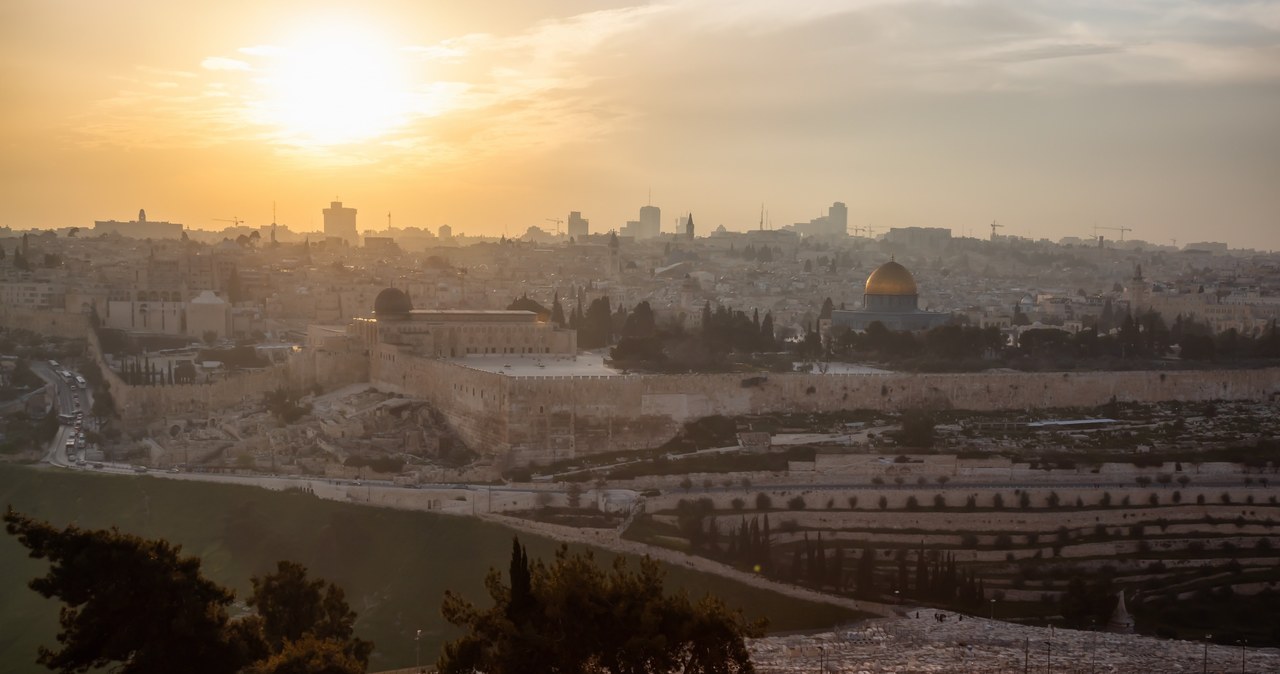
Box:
864;259;918;296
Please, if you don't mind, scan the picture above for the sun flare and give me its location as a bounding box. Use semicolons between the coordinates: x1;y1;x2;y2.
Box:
249;22;414;147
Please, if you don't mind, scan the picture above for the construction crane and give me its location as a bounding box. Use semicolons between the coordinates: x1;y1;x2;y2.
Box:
1093;224;1133;241
545;218;564;236
989;220;1004;240
214;217;245;227
847;225;867;237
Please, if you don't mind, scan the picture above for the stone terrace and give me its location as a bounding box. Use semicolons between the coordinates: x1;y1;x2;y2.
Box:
750;611;1280;673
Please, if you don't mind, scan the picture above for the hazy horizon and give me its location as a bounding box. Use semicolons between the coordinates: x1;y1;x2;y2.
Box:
3;1;1278;248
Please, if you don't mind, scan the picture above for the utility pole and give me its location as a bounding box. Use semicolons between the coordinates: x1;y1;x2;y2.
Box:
1047;625;1053;673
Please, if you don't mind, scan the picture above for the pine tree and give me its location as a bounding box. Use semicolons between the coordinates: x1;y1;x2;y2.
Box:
550;292;566;327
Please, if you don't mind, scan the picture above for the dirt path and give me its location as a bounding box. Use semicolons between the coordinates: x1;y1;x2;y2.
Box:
477;512;895;618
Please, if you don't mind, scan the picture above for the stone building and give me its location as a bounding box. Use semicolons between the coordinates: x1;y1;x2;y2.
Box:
830;258;952;331
355;287;577;358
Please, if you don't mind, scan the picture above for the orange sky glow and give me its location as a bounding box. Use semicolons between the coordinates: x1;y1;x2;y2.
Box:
2;1;1278;247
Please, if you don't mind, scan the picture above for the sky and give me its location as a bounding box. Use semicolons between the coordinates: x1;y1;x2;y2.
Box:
2;0;1279;248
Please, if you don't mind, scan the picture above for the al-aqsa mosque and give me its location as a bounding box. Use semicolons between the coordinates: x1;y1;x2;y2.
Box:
830;258;952;331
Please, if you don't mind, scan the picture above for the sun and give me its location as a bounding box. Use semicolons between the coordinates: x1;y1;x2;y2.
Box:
249;21;414;147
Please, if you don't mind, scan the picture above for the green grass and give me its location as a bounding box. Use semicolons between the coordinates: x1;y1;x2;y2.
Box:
0;465;863;673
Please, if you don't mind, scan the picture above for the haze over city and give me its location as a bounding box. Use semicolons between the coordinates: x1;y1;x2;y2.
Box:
3;0;1279;248
5;3;1280;674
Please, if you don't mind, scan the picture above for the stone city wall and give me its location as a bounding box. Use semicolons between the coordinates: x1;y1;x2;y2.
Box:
0;307;89;339
379;359;1280;463
86;328;294;424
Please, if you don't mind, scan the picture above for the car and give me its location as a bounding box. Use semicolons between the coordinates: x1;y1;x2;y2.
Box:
91;462;104;469
168;467;180;473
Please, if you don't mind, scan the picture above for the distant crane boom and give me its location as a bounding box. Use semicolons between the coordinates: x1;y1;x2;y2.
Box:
545;218;564;235
989;220;1004;240
214;217;245;227
1093;224;1133;241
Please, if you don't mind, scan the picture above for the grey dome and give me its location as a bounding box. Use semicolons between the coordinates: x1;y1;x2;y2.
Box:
374;287;413;316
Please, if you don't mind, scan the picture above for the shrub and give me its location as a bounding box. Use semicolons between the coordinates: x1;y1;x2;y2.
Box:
787;496;807;510
755;493;773;510
730;498;745;511
992;493;1005;509
878;496;888;510
848;496;859;509
906;496;919;511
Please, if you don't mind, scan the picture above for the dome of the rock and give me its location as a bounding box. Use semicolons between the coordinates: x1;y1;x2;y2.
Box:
863;259;918;297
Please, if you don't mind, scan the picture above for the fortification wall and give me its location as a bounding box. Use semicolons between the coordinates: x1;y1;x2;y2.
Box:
0;307;89;339
494;366;1280;462
368;355;1280;464
86;329;292;424
286;346;369;393
371;348;510;458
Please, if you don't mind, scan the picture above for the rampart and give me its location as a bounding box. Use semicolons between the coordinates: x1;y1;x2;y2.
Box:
375;356;1280;465
86;328;296;425
0;307;89;339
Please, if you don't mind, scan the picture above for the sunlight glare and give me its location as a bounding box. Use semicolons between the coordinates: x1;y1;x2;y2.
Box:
251;21;414;147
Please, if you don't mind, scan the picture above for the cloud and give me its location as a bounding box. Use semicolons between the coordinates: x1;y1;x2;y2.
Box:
69;0;1280;164
984;41;1124;63
200;56;251;71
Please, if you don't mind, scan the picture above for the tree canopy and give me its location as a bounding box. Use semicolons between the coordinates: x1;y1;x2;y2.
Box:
3;509;370;674
438;538;763;674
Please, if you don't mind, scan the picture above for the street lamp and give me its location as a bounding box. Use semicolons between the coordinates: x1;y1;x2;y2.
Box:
989;598;996;620
1203;634;1211;674
415;628;422;672
1047;625;1054;673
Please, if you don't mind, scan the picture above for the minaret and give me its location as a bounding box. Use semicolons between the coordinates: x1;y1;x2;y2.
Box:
685;213;694;240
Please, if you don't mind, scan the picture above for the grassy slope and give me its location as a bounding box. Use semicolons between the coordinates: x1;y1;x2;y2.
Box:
0;465;860;672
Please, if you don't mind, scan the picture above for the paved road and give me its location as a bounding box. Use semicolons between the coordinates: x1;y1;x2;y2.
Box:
32;361;94;468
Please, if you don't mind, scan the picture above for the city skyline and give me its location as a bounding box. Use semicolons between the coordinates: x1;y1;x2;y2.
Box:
3;1;1278;248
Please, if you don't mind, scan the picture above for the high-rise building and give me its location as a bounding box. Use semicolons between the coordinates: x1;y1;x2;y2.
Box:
828;202;847;236
323;201;358;245
438;224;453;239
638;205;661;239
567;211;589;239
685;213;695;240
792;201;849;238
